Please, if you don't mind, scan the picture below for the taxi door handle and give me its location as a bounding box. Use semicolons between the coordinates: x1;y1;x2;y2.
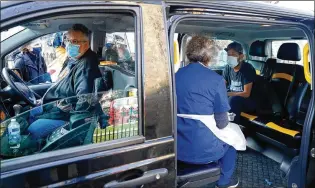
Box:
104;168;168;188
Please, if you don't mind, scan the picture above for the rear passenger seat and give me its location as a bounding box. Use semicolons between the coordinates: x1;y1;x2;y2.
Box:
247;40;267;75
248;41;281;115
241;43;311;153
271;44;301;107
247;40;277;80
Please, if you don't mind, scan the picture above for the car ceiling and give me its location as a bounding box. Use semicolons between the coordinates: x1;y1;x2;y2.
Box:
0;14;135;60
1;14;307;58
175;20;306;41
22;14;135;36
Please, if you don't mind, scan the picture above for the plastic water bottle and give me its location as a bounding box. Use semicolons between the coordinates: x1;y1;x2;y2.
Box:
8;118;21;148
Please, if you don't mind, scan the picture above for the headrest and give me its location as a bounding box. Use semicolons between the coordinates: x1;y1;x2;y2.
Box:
277;43;301;61
249;40;266;57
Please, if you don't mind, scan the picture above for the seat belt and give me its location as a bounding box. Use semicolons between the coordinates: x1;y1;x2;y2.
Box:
282;63;297;119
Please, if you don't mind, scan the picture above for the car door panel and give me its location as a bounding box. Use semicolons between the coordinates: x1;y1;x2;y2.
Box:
3;137;174;188
44;137;175;188
1;137;175;187
141;3;174;140
103;168;169;188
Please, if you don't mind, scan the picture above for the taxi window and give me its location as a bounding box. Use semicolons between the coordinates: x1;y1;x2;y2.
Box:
0;90;139;158
0;14;139;159
271;40;308;66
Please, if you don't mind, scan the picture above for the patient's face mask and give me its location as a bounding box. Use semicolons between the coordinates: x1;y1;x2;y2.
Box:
66;43;80;58
227;56;239;68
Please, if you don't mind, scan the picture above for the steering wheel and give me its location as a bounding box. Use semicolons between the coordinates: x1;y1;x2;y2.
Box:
2;68;38;107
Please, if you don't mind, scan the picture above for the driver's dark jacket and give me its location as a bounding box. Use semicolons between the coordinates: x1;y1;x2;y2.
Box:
39;48;103;122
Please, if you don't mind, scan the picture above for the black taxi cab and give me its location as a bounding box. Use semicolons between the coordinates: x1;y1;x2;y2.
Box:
0;1;314;188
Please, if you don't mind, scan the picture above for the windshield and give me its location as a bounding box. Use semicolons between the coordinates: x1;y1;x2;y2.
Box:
1;26;25;42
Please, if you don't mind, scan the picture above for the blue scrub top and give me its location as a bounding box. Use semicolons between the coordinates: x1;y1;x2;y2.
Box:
176;63;230;164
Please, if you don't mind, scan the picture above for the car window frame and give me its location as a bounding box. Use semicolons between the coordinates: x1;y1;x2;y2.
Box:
168;13;314;188
1;26;26;42
0;5;144;176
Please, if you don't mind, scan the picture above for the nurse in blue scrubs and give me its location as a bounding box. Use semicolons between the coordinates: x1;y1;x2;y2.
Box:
176;36;239;188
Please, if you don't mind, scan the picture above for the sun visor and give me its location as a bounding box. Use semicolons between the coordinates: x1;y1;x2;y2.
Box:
22;20;50;30
59;24;74;31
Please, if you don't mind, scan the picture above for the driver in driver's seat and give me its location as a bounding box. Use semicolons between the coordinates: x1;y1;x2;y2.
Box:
27;23;103;139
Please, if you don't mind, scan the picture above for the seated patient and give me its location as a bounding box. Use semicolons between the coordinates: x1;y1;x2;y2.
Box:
223;42;256;124
176;36;238;188
27;23;103;139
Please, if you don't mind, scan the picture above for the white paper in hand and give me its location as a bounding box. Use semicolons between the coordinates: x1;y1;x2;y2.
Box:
177;114;246;151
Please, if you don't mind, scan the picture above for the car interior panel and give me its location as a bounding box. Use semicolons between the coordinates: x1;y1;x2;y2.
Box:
174;18;312;181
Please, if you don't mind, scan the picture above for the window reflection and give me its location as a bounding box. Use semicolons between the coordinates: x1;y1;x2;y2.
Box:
0;89;139;159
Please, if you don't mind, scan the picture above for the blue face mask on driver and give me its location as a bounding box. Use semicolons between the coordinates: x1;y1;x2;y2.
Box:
66;43;80;58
